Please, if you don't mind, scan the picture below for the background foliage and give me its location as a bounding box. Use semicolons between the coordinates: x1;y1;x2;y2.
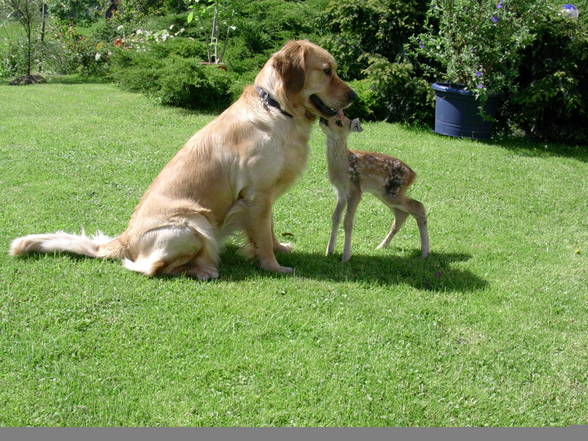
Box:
1;0;587;144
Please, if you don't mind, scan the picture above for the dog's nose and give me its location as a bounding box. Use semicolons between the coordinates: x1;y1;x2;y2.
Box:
347;89;358;102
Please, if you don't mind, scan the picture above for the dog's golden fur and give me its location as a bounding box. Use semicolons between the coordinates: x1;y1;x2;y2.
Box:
10;40;356;279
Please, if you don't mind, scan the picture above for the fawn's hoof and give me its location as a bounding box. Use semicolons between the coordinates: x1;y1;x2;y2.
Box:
274;242;293;253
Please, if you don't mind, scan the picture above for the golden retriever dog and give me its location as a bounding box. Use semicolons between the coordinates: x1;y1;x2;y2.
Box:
9;40;357;279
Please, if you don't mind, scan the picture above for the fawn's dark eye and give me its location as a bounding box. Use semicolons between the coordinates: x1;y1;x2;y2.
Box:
323;67;332;76
335;120;343;127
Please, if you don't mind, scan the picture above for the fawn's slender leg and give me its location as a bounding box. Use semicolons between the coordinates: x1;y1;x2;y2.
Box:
341;188;361;262
326;191;347;256
377;207;409;250
397;198;429;258
406;199;430;258
272;221;293;254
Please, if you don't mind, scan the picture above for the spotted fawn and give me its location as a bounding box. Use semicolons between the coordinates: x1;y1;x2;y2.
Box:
319;115;429;262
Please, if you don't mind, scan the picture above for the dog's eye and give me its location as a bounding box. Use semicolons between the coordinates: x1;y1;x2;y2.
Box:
323;67;332;76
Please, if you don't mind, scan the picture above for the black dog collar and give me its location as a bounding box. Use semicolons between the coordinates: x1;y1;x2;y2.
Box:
256;86;293;119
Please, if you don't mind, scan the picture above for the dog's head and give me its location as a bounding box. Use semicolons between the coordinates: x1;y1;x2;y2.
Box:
261;40;357;119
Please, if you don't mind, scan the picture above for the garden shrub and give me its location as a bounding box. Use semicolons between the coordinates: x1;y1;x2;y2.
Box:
49;0;103;25
0;38;60;78
504;8;588;145
1;40;28;77
104;1;328;111
147;36;208;59
228;69;257;102
318;0;430;80
110;41;235;110
361;56;435;126
157;58;233;108
400;0;588;143
344;78;384;121
50;24;110;76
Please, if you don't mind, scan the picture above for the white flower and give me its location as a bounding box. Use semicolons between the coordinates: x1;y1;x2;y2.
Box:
95;53;101;61
117;25;124;31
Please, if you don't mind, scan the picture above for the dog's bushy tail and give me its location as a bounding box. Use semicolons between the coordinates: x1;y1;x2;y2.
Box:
9;230;126;259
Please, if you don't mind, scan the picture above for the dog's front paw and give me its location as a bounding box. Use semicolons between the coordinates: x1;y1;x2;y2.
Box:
260;261;294;273
273;265;294;273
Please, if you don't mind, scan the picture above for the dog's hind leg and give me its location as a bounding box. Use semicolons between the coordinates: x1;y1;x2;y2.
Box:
123;217;219;278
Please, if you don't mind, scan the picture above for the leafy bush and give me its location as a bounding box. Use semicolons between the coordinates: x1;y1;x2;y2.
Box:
344;78;384;121
0;39;29;77
319;0;430;80
504;6;588;144
0;37;57;78
361;56;435;126
104;1;328;110
228;69;256;102
412;0;551;105
110;40;235;110
49;0;103;24
51;24;110;76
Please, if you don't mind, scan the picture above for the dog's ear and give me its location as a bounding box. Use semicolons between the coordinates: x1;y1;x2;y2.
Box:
273;41;307;94
350;118;363;132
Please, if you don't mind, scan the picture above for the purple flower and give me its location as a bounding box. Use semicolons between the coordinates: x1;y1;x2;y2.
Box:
491;15;500;23
496;0;504;9
477;84;485;89
475;71;483;77
418;39;425;49
561;4;579;19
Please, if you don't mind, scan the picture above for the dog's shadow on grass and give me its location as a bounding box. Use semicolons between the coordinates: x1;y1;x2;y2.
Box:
220;246;488;293
13;245;487;293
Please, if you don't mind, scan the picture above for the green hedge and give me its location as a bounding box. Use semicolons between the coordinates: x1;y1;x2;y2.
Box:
110;40;235;110
504;8;588;144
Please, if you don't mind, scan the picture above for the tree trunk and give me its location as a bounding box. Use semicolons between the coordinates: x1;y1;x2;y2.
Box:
210;4;219;63
105;0;120;20
27;22;32;76
40;3;47;42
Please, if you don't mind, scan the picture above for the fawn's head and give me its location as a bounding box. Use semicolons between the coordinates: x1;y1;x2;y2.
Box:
319;114;363;140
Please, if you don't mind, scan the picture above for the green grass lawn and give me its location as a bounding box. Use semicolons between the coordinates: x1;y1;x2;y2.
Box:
1;82;587;426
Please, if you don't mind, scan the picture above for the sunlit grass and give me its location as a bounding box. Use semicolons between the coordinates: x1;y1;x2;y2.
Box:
0;82;587;426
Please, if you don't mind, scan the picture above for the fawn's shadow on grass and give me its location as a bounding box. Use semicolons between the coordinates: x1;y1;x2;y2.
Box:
220;246;488;293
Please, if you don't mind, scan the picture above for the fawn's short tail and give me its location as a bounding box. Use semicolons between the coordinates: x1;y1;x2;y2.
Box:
9;231;126;259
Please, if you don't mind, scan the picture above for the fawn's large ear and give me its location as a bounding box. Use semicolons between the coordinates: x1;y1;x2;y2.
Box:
273;41;307;94
350;118;363;132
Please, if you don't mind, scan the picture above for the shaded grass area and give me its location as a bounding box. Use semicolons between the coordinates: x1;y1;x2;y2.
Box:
0;83;587;426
